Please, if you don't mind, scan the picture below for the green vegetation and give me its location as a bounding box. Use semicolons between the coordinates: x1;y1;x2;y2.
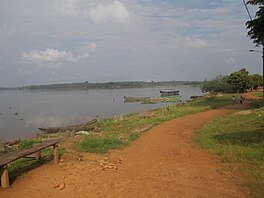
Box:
7;146;64;184
124;96;181;104
78;137;126;154
8;158;48;183
19;139;43;149
77;94;237;154
253;92;263;97
202;69;263;93
195;104;264;197
202;75;233;93
246;0;264;45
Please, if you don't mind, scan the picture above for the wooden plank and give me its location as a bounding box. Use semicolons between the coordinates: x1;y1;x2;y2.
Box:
0;165;9;188
25;151;41;160
53;144;59;164
0;139;61;167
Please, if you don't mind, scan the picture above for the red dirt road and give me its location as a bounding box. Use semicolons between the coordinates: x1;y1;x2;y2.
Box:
0;103;251;198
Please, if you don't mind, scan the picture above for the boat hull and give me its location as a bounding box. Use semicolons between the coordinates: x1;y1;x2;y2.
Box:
160;90;180;96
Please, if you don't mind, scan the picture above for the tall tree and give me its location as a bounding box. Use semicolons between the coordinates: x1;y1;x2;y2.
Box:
227;68;251;93
250;73;263;90
246;0;264;45
201;75;232;93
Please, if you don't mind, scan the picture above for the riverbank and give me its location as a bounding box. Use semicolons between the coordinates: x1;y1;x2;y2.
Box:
1;92;263;197
0;93;237;154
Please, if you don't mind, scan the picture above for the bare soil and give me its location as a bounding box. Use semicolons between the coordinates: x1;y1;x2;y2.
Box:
0;95;257;198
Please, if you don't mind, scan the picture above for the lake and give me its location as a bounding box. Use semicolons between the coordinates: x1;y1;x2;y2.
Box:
0;86;202;141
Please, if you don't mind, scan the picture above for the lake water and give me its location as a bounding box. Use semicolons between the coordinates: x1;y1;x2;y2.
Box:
0;86;202;141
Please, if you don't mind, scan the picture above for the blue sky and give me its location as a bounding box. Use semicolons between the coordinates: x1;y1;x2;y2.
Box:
0;0;262;87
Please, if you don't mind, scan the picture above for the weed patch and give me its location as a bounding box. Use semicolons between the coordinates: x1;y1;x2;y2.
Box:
78;137;126;154
19;139;43;149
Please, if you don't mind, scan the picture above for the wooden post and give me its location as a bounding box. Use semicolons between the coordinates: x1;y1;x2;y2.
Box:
70;129;76;138
1;165;9;188
53;144;59;164
35;151;41;160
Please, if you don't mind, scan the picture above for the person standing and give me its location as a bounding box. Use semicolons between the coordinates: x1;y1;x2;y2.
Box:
240;95;243;105
232;96;235;105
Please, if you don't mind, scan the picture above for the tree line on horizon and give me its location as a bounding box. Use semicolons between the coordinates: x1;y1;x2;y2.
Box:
201;68;263;93
0;81;201;91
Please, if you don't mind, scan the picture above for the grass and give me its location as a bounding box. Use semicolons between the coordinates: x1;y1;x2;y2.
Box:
3;137;64;184
8;158;49;183
7;146;64;184
77;94;238;154
78;137;126;153
19;138;43;149
195;105;264;197
252;92;263;98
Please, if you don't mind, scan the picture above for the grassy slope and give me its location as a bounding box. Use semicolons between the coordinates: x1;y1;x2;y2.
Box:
78;94;239;153
195;101;264;198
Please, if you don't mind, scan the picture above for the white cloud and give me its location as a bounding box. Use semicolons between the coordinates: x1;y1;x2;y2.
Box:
77;43;97;59
21;44;96;67
53;0;79;17
185;37;209;48
22;48;75;66
88;1;130;24
225;58;235;65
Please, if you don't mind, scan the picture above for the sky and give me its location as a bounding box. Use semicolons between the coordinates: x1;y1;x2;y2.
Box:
0;0;262;87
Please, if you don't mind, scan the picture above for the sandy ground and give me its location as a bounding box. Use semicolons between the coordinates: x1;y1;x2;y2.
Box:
0;93;259;198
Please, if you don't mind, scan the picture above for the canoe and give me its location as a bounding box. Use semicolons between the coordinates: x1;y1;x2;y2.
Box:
38;119;97;134
160;90;180;96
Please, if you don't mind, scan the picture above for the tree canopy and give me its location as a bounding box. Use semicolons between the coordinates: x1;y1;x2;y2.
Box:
201;68;263;93
246;0;264;45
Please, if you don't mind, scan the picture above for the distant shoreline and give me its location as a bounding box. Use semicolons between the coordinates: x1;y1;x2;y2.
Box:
0;81;201;91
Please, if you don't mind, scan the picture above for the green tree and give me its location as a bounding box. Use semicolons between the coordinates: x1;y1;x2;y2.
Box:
201;75;232;93
227;68;251;93
250;73;263;90
246;0;264;45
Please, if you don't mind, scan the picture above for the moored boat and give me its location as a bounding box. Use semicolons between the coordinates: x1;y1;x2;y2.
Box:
160;90;180;96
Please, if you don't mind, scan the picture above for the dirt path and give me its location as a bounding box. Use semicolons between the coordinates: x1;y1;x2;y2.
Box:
0;101;253;198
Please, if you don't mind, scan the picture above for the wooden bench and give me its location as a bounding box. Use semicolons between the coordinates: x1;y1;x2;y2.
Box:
0;138;61;188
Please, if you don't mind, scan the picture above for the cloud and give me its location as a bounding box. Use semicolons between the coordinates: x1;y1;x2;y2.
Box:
21;44;96;68
88;1;130;24
225;58;235;65
185;37;209;48
77;43;97;59
21;48;75;67
53;0;79;17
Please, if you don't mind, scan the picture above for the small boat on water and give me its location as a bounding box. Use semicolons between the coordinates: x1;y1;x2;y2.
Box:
160;90;180;96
